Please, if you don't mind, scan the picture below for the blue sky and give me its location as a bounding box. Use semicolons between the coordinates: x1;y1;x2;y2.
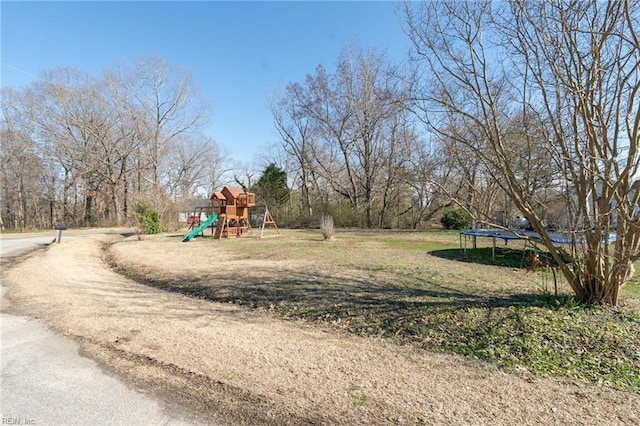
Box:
1;1;411;164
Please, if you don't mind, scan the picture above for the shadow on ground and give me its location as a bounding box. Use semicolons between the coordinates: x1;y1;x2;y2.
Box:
104;243;640;392
110;256;572;343
429;247;541;269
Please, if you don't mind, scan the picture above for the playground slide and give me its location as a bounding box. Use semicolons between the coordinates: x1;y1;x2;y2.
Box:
181;213;219;242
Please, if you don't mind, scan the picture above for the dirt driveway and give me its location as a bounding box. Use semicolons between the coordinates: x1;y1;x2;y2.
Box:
3;235;639;425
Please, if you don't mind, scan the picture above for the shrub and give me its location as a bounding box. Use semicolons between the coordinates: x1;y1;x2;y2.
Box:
440;209;473;230
136;204;162;234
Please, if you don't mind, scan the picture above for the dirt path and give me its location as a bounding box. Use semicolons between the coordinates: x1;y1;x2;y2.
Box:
3;236;639;425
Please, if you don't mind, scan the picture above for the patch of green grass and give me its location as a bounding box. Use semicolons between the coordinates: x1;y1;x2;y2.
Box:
288;296;640;391
430;247;546;269
624;281;640;296
385;239;455;251
352;393;368;407
420;302;640;390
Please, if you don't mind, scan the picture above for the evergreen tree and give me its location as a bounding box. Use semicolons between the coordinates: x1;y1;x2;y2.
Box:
254;163;289;214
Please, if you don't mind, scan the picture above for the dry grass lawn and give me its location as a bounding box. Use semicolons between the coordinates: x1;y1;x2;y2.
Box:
3;229;639;424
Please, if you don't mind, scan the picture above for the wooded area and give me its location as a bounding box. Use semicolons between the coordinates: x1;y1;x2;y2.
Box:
1;55;224;230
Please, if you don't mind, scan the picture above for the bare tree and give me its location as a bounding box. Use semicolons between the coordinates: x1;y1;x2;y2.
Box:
403;138;453;228
374;112;418;228
28;69;109;226
270;85;317;218
299;64;362;213
337;46;405;227
166;134;222;200
0;88;47;230
279;45;411;227
3;56;214;229
118;55;211;202
404;0;640;305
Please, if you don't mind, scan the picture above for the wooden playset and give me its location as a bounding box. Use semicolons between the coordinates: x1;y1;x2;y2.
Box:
182;185;280;241
210;186;256;238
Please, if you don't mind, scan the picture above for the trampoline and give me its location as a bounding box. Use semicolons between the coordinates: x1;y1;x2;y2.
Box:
459;229;534;262
459;228;617;261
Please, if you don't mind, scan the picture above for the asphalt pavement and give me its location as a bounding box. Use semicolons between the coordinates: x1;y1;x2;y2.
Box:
0;234;202;425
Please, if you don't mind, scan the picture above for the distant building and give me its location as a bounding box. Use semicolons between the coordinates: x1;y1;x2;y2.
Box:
177;198;211;223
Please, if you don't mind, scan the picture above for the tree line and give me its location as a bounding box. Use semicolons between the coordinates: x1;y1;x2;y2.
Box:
269;46;455;229
1;55;225;230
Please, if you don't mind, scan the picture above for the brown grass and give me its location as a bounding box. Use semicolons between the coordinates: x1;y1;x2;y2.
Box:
110;229;590;304
3;229;639;424
110;230;640;387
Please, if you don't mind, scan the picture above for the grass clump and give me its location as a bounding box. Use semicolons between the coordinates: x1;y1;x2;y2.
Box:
320;214;335;240
351;393;368;407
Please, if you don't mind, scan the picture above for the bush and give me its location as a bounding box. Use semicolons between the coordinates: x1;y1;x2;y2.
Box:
440;209;473;230
136;205;162;234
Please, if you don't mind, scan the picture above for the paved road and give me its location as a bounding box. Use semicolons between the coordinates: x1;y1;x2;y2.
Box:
1;234;201;425
0;236;57;265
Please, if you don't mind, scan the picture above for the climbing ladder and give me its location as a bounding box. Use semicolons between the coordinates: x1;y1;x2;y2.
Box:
213;215;225;239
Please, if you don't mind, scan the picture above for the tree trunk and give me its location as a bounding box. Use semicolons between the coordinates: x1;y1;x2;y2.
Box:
84;195;93;226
